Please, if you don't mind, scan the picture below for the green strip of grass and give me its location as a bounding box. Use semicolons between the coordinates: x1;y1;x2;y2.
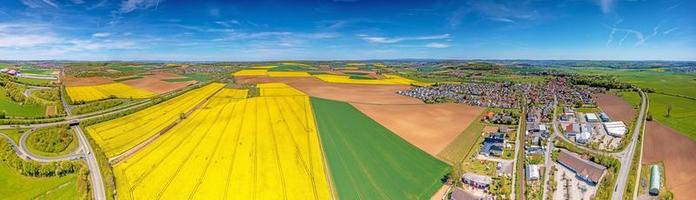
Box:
311;97;450;199
0;87;45;117
0;160;78;199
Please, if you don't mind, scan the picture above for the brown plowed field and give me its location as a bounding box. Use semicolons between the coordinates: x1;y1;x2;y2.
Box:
352;103;484;156
236;75;484;156
122;72;195;94
642;121;696;199
595;93;636;123
63;76;113;86
236;76;420;104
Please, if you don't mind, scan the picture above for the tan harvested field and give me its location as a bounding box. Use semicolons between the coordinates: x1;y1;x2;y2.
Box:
595;93;636;123
236;76;420;104
352;103;484;156
642;121;696;199
63;76;113;86
45;105;56;116
122;72;195;94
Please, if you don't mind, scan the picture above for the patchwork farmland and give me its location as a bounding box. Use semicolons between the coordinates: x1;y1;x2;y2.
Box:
86;83;224;158
311;97;450;199
114;83;331;199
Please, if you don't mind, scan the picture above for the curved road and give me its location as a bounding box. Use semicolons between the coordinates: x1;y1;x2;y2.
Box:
0;131;83;162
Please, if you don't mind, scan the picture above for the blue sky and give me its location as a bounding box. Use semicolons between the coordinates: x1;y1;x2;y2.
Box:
0;0;694;61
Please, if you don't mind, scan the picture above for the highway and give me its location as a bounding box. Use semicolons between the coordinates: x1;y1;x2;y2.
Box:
612;90;647;200
73;125;107;200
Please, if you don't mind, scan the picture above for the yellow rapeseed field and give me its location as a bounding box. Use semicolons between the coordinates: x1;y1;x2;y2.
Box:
313;74;431;85
66;83;155;102
85;83;224;158
233;69;268;76
267;71;311;77
250;65;277;69
114;83;331;200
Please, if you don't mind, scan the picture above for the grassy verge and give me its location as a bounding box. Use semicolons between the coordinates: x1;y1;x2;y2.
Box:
515;119;526;200
437;118;486;164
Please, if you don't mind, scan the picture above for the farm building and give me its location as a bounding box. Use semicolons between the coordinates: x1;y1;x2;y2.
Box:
526;164;540;181
603;121;627;137
585;113;600;122
461;172;492;189
557;149;607;185
449;188;478;200
599;112;610;122
650;165;661;195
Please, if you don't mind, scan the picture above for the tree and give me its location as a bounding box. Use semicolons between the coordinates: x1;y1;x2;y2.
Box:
666;104;672;118
646;112;653;121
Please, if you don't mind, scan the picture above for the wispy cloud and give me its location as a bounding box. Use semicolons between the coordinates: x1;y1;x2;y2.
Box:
425;42;451;48
606;21;662;47
215;20;240;27
490;17;515;23
21;0;59;8
92;32;111;38
0;23;59;47
119;0;163;13
598;0;615;14
359;34;450;44
663;27;679;35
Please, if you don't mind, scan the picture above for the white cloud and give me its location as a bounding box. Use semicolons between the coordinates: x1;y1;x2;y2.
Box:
425;43;451;48
607;23;661;47
360;34;450;44
119;0;163;13
70;0;85;4
92;32;111;38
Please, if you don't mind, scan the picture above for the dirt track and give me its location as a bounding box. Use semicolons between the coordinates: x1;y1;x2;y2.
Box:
642;121;696;199
122;72;195;94
595;93;636;123
236;75;483;156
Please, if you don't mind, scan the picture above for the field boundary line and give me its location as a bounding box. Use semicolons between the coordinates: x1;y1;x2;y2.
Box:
108;86;223;164
308;97;339;200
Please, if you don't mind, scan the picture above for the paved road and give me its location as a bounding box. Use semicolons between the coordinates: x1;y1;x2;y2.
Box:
73;125;107;200
541;97;558;200
1;130;83;162
18;129;84;162
612;90;647;200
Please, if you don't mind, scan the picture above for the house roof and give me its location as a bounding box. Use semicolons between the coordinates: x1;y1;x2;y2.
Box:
557;150;607;184
462;172;492;185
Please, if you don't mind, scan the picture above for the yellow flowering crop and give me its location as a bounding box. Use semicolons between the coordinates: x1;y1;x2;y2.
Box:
114;85;331;199
85;83;224;158
66;83;155;102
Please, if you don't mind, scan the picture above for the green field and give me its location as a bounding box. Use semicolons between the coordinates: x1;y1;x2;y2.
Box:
646;93;696;140
0;88;45;117
268;64;310;71
0;163;78;199
18;65;54;75
311;97;450;199
616;91;641;108
16;77;54;86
